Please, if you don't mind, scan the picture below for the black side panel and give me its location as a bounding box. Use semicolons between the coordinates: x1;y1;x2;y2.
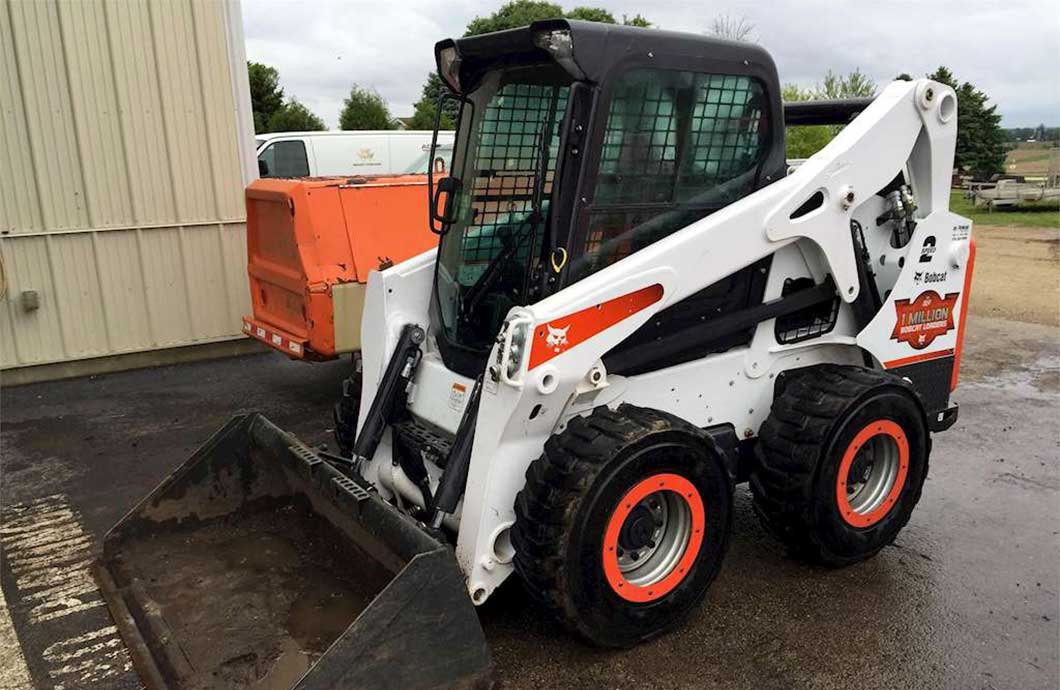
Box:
604;256;771;376
890;356;954;416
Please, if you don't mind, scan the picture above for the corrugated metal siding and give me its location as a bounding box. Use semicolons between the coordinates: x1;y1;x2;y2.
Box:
0;0;252;370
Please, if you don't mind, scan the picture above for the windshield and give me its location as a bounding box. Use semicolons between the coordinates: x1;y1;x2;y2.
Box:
402;146;454;175
435;64;571;352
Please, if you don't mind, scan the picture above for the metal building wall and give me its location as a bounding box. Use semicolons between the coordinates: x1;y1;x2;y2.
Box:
0;0;254;372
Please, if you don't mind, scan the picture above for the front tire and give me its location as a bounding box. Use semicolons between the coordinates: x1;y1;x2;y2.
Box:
512;405;733;648
332;368;361;457
750;365;930;567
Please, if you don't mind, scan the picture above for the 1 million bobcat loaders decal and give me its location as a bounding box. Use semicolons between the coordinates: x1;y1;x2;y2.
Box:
891;290;959;349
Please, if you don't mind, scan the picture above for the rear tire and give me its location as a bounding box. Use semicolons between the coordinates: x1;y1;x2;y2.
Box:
512;405;732;648
750;364;930;567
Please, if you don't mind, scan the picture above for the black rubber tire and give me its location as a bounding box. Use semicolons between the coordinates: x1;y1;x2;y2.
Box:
511;404;733;648
332;369;361;457
750;364;930;567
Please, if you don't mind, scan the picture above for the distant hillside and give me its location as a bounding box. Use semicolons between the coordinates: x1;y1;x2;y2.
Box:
1005;126;1059;143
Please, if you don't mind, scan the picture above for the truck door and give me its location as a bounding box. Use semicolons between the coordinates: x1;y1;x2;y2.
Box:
257;138;312;178
314;135;389;176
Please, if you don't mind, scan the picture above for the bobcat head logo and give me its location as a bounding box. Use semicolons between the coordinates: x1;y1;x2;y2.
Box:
545;324;570;353
357;148;375;161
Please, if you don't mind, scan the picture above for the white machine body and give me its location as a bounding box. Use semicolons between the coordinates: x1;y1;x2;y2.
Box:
357;79;973;603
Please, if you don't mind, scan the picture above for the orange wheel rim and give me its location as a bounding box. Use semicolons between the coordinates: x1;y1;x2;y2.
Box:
835;420;909;528
602;473;705;603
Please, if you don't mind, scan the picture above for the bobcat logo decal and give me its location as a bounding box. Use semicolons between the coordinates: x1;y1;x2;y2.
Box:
545;324;570;353
527;284;665;370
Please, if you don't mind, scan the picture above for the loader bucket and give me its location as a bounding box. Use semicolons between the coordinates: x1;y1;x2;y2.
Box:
95;413;491;690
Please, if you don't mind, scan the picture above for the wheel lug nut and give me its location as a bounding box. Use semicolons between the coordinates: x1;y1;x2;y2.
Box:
630;552;639;561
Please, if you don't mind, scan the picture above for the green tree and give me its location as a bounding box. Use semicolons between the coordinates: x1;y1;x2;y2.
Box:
408;73;459;131
247;62;284;134
782;71;878;159
927;66;957;89
410;1;649;130
339;85;395;130
927;67;1006;179
819;68;876;99
783;84;833;159
566;6;615;22
407;97;455;130
464;0;564;35
423;73;458;119
709;14;755;42
267;99;326;132
463;1;650;36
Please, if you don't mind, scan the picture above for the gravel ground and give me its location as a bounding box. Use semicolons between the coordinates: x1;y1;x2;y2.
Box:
1;223;1057;690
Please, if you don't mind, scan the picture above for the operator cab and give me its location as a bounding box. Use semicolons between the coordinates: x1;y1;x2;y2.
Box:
427;20;787;378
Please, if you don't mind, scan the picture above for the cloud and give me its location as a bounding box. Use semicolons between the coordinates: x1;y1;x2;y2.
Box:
242;0;1059;128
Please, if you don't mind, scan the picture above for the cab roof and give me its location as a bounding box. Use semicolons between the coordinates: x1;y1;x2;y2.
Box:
435;19;779;94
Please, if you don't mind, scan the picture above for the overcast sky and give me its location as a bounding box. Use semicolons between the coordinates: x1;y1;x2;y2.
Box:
242;0;1059;129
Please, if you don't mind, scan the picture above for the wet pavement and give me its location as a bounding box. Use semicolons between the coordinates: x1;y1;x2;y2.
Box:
1;313;1057;690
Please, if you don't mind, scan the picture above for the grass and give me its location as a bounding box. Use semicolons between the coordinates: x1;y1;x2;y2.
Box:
950;190;1060;229
1010;150;1053;164
1004;142;1057;176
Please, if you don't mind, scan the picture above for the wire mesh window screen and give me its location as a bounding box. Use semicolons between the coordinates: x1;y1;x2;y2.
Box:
456;83;568;283
578;69;767;279
596;77;680;205
774;278;841;344
680;75;764;199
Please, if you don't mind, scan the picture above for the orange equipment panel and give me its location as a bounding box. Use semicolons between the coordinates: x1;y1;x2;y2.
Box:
243;176;438;360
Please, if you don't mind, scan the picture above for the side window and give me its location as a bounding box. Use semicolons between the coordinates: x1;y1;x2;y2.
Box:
257;140;310;178
576;70;768;278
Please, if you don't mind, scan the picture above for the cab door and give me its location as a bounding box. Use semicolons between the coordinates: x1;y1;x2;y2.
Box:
565;67;779;374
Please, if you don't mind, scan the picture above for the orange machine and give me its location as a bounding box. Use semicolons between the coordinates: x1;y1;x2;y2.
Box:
242;176;438;359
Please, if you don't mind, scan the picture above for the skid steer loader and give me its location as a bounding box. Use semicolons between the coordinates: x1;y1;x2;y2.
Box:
97;19;975;689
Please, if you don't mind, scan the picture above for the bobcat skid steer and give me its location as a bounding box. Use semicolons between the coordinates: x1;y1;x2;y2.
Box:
97;19;975;689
